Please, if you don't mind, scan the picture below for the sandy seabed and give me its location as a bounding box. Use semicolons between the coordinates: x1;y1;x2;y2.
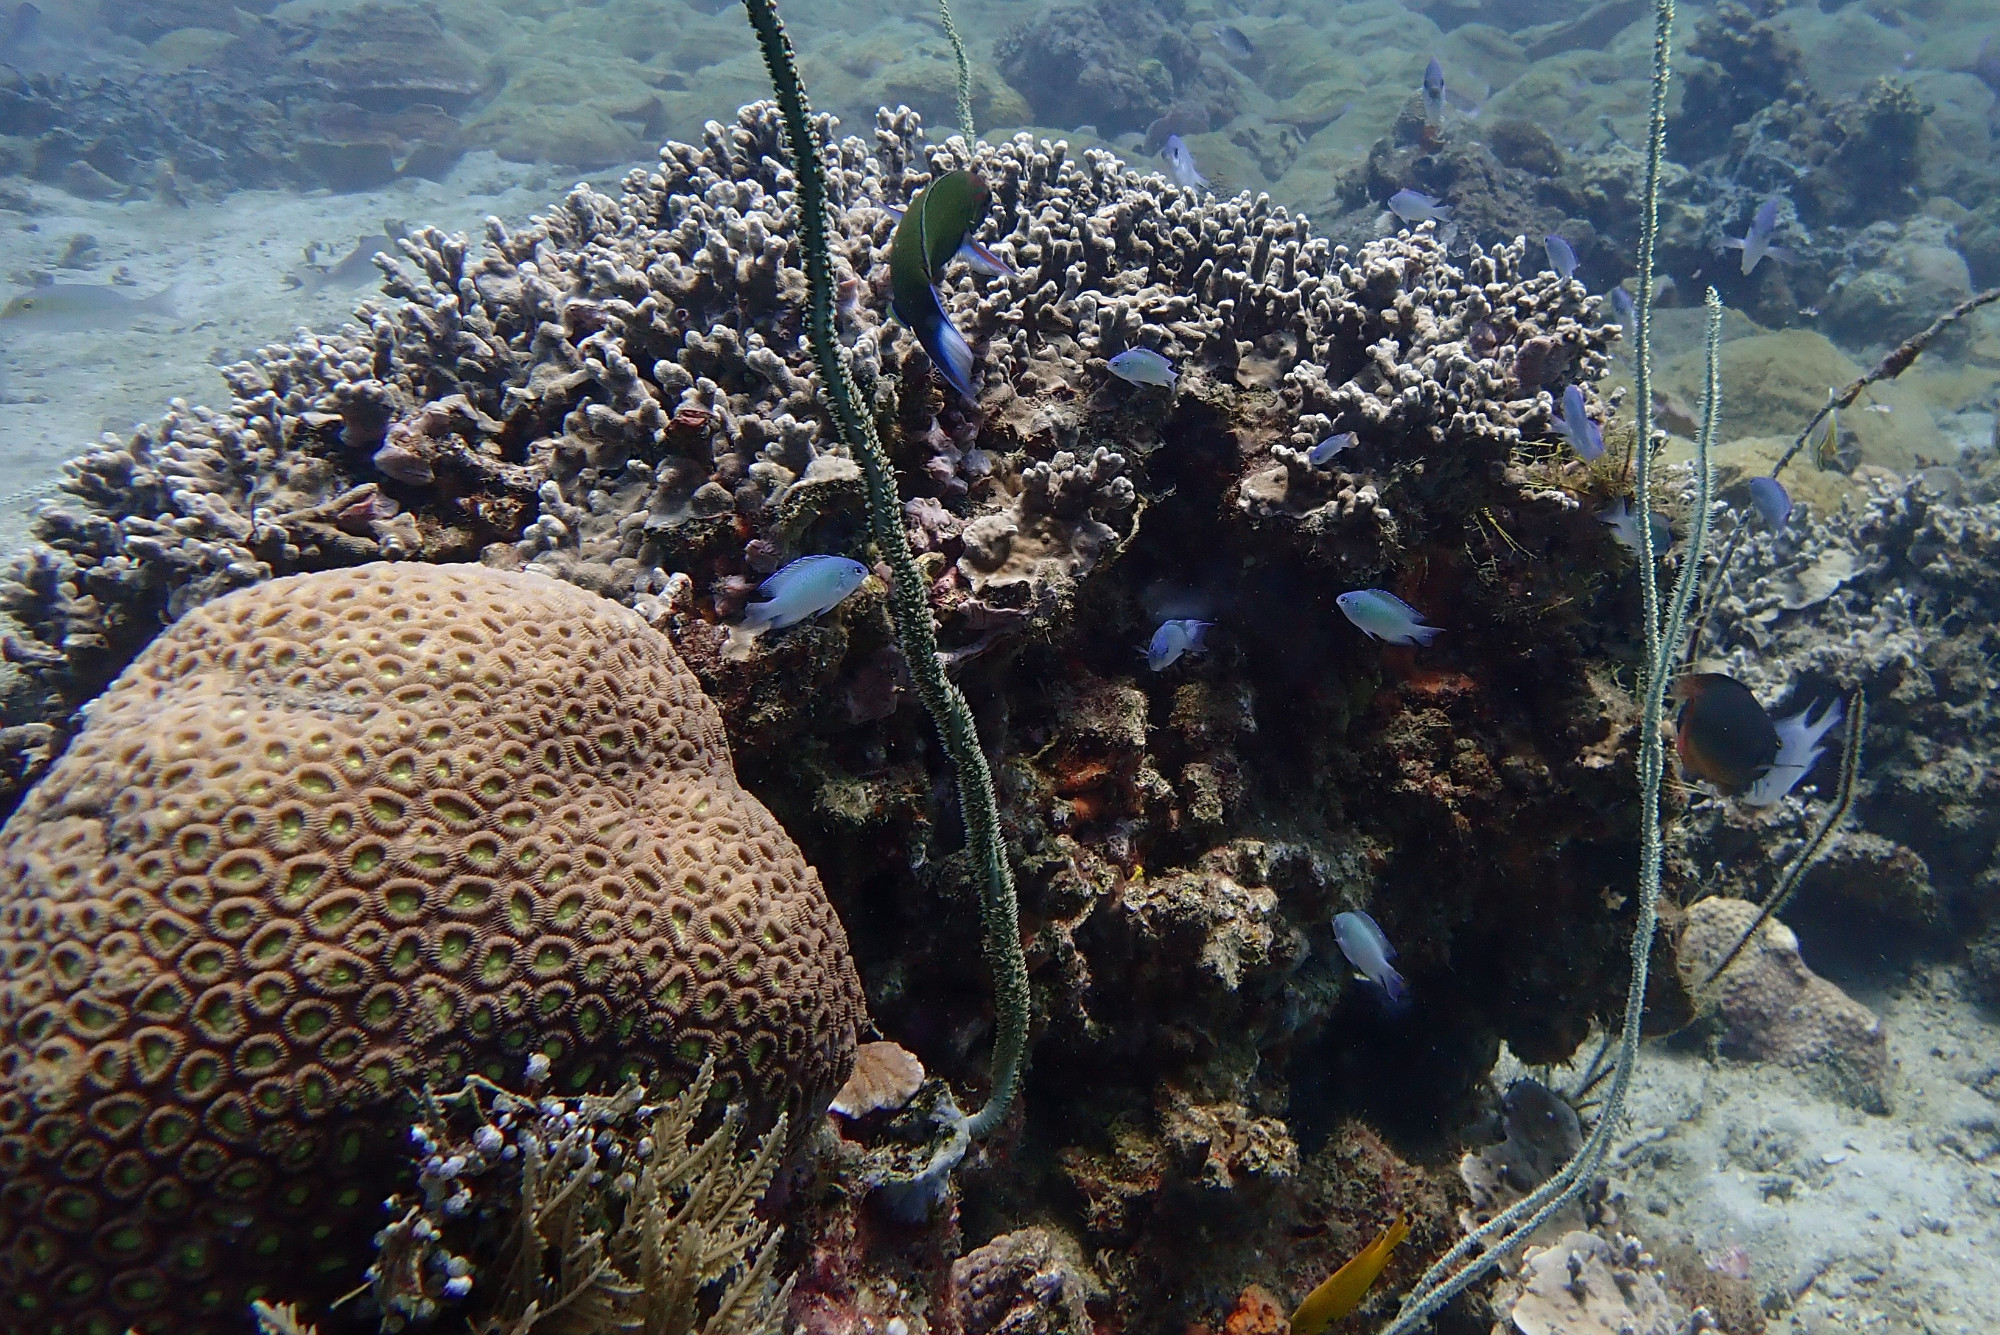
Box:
1610;967;2000;1335
0;150;589;553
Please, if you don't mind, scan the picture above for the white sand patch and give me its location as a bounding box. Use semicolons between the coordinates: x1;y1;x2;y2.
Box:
1610;966;2000;1334
0;151;629;554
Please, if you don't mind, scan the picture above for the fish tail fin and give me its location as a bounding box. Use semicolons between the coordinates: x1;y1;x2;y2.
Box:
1381;969;1412;1013
924;292;979;402
735;602;780;636
1410;624;1442;646
145;280;190;318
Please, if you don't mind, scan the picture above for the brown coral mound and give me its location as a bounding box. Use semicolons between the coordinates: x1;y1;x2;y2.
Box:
0;561;863;1334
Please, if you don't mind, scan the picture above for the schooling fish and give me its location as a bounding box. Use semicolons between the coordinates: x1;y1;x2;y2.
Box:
1544;233;1578;280
1387;189;1453;225
1337;589;1441;647
1290;1213;1411;1335
1210;22;1254;58
1722;197;1794;276
736;555;869;637
1747;475;1791;529
1;282;179;332
1108;346;1178;390
1672;672;1780;794
1560;384;1604;461
1596;497;1671;557
1308;432;1356;466
890;169;993;401
1744;697;1844;806
1144;618;1214;671
1333;910;1409;1011
1162;134;1208;191
1422;56;1446;127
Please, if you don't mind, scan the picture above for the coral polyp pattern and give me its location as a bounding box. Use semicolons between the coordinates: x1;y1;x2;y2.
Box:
0;561;864;1334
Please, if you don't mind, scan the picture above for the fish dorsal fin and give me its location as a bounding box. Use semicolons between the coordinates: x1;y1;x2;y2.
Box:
1372;591;1420;621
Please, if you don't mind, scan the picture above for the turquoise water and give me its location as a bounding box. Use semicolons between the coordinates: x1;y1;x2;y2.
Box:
1;1;1997;1333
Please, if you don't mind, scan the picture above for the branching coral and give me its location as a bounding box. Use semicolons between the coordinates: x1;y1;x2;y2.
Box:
254;1059;791;1335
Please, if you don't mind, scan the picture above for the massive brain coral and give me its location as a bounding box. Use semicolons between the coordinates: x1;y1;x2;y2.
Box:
0;561;864;1334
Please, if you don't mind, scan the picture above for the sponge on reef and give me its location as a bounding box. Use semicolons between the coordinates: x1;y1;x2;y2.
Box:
0;561;863;1332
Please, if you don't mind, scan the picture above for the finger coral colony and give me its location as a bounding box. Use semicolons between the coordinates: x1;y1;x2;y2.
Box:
2;0;1995;1331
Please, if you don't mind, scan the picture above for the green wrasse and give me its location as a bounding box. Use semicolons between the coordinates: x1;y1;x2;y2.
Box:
889;169;990;402
1290;1213;1409;1335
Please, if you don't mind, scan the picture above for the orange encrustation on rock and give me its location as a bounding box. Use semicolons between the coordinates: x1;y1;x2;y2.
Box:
0;561;863;1334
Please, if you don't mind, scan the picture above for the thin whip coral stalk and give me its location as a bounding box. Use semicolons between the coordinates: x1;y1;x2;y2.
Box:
938;0;975;143
737;0;1028;1140
1376;2;1711;1325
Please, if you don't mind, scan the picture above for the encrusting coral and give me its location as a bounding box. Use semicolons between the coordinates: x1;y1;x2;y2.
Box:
1675;897;1890;1112
0;561;863;1333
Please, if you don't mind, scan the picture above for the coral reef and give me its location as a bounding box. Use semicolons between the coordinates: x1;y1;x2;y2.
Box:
992;0;1237;138
0;98;1662;1331
1677;897;1891;1112
364;1058;788;1333
1685;471;2000;982
1497;1230;1697;1335
0;562;863;1332
948;1225;1098;1335
0;1;483;197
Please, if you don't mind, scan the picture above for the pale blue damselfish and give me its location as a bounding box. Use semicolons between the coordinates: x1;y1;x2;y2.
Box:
1108;347;1177;390
1337;589;1441;646
737;555;870;636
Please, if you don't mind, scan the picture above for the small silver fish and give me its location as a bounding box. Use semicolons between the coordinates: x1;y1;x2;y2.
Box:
1387;189;1452;225
1;282;178;332
1543;234;1578;280
1337;589;1441;646
1560;385;1604;461
1722;197;1794;275
1610;285;1636;328
1422;56;1445;126
1437;221;1459;252
1162;134;1208;191
1595;497;1670;557
1144;618;1214;671
1334;910;1409;1011
1209;22;1253;58
1107;347;1177;390
1747;476;1791;529
737;555;869;636
1308;432;1356;466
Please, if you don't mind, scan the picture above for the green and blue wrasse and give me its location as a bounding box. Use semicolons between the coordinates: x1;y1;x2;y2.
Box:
1290;1212;1409;1335
890;169;993;402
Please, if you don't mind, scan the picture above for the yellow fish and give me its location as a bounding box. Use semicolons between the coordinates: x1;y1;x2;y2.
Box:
1808;401;1841;471
1289;1213;1410;1335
